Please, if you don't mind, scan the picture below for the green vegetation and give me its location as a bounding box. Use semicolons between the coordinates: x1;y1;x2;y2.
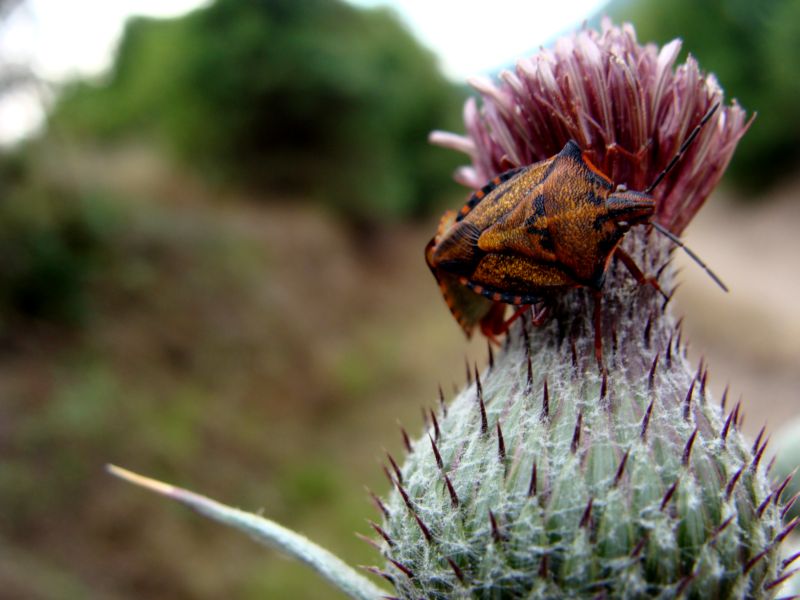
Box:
51;0;465;223
609;0;800;190
0;159;121;328
0;131;478;596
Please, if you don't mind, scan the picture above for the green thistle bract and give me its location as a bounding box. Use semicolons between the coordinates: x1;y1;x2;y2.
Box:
380;20;794;599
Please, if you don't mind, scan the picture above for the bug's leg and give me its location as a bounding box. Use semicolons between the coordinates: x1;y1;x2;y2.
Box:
492;301;551;338
479;303;508;346
488;302;550;342
614;247;668;300
502;304;532;332
481;302;541;342
593;290;604;371
605;141;649;163
529;302;550;327
456;166;525;222
499;155;516;171
435;210;458;241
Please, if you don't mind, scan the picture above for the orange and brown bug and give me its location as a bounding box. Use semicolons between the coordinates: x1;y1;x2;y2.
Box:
426;104;724;362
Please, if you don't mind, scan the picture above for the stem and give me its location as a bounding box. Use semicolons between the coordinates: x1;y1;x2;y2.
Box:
107;465;388;600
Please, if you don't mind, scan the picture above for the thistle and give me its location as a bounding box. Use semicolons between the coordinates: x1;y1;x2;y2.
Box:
109;20;797;600
380;20;796;599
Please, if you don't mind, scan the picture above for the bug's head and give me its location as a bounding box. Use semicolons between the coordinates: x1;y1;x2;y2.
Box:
605;189;656;231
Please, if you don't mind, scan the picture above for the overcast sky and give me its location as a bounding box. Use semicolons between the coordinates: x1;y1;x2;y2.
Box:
349;0;608;79
0;0;608;143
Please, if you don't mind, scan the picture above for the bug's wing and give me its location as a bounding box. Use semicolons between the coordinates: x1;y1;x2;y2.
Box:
471;253;577;296
430;221;482;272
475;173;559;264
426;234;494;337
455;166;525;222
476;147;604;265
458;158;556;235
434;209;458;242
434;267;496;337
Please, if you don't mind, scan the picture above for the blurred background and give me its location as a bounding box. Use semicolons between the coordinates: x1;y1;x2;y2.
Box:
0;0;797;597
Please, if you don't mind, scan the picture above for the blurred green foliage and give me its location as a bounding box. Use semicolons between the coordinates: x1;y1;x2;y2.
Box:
0;153;407;596
0;157;120;328
0;136;461;595
609;0;800;190
51;0;465;224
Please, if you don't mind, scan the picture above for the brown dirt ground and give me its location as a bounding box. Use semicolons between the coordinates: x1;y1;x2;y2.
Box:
671;180;800;440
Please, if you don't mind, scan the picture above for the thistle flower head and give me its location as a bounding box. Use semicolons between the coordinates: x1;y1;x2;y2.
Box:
379;21;792;600
431;18;750;234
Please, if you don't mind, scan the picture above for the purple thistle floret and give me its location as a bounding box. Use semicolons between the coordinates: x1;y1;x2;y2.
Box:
430;18;750;234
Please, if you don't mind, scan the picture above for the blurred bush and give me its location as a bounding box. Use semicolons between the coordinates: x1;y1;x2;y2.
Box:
609;0;800;191
0;154;120;329
50;0;466;224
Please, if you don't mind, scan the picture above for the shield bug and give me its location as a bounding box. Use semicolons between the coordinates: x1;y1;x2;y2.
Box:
426;103;725;364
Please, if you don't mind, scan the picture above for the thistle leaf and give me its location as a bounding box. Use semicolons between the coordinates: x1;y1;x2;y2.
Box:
106;465;388;600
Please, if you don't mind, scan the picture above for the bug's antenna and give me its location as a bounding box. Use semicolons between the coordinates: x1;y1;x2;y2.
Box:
651;221;728;292
644;102;720;194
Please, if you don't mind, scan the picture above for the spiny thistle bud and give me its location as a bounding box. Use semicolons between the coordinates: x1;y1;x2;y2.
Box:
379;20;796;599
773;417;800;524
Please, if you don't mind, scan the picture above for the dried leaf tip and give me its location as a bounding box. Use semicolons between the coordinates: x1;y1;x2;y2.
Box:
613;450;630;487
682;429;698;466
386;452;403;486
641;398;655;439
579;498;594;528
528;460;538;497
429;409;441;442
571;411;583;454
388;557;414;579
526;353;533;391
725;467;744;501
369;520;396;547
647;352;659;389
399;423;413;454
429;434;444;470
752;425;766;455
660;480;679;511
541;377;550;420
447;558;465;583
438;384;447;418
444;472;459;508
413;511;434;544
683;378;695;421
489;510;506;543
496;422;506;463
